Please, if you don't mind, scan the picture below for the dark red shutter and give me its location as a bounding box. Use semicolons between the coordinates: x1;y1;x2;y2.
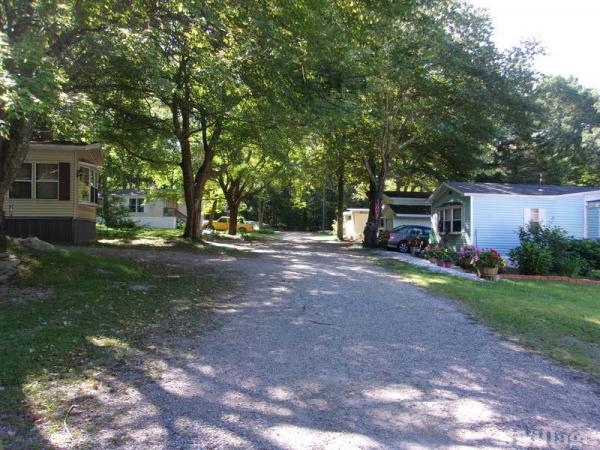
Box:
59;162;70;201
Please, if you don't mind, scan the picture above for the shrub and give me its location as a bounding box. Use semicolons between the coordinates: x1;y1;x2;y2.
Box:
518;223;571;257
457;245;481;270
98;195;137;229
588;269;600;280
509;241;552;275
566;239;600;271
554;254;588;278
477;249;505;269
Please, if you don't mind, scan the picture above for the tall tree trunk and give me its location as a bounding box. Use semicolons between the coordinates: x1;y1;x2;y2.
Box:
336;169;344;241
363;179;382;248
257;199;264;228
228;201;240;235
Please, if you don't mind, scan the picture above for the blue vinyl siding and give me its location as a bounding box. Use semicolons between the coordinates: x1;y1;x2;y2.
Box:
588;207;600;239
472;195;585;256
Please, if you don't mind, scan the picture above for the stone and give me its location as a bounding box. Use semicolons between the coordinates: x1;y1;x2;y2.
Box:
19;237;56;252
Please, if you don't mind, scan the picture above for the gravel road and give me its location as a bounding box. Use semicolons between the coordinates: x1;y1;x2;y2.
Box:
87;233;599;449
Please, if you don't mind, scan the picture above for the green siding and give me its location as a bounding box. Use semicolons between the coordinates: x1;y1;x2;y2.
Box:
431;188;471;251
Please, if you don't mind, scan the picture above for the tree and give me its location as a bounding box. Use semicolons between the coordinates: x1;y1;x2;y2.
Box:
71;2;253;240
490;76;600;185
0;1;76;249
344;2;538;246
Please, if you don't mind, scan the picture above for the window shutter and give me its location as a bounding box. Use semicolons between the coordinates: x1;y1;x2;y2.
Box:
59;163;70;201
523;208;531;225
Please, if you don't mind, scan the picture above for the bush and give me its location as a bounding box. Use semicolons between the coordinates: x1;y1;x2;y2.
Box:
554;254;587;278
512;223;600;276
588;269;600;280
98;195;137;229
509;241;552;275
256;228;275;235
566;239;600;271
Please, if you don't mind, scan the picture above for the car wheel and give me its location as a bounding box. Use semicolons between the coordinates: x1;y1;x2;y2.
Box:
397;241;410;253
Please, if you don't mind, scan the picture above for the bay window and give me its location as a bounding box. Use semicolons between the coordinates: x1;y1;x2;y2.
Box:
35;163;59;199
437;206;463;234
79;164;100;204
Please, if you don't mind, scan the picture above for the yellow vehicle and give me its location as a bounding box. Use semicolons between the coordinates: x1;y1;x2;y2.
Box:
206;216;255;233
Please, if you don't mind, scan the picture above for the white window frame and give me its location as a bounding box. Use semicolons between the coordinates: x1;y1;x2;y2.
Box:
524;207;546;226
35;163;60;200
78;162;100;205
9;163;33;199
437;206;463;234
128;197;144;213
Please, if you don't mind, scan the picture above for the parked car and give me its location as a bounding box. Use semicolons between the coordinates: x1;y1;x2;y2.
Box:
385;225;431;253
205;216;255;233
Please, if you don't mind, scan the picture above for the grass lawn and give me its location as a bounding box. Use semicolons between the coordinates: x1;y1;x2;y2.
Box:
377;259;600;381
0;245;221;448
96;225;250;255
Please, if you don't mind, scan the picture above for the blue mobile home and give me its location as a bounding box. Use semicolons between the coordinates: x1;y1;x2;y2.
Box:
429;182;600;256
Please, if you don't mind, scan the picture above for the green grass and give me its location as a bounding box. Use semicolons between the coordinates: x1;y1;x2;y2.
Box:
95;225;248;256
376;258;600;380
0;246;221;448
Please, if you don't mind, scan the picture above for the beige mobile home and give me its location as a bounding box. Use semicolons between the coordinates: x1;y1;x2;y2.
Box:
342;208;369;240
4;142;103;243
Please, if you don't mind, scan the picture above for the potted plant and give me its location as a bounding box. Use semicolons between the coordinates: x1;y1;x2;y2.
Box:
439;249;455;268
457;245;481;271
423;245;436;264
477;249;505;277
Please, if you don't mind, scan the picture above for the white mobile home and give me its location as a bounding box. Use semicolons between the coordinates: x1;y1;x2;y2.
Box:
113;189;186;229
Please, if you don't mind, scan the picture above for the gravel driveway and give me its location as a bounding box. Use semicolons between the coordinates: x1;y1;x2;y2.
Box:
86;233;599;449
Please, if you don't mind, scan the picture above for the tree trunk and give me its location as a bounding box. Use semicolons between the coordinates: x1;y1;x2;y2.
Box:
0;200;6;253
257;199;264;228
228;202;240;235
336;169;344;241
363;179;381;248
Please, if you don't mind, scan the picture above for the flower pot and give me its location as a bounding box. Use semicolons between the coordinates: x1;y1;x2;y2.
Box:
443;261;453;269
436;261;444;267
479;266;498;277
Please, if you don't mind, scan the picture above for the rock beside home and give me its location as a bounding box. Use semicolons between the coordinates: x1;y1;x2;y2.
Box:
0;253;20;284
14;237;56;252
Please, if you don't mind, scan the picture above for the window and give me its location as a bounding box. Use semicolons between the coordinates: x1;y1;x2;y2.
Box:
437;206;462;234
35;163;59;199
9;163;33;199
79;165;100;204
452;208;462;232
129;198;144;213
524;208;545;226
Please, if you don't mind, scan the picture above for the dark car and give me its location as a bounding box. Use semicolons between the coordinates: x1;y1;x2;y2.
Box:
385;225;431;253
